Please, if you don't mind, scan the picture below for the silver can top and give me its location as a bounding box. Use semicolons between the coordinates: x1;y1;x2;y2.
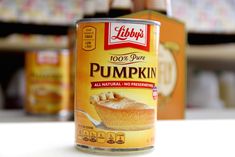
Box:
76;18;161;26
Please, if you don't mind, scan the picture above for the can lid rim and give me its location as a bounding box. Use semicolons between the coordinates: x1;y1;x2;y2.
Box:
76;18;161;26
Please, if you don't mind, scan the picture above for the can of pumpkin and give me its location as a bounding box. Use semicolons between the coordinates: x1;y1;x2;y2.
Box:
25;49;73;118
75;18;160;153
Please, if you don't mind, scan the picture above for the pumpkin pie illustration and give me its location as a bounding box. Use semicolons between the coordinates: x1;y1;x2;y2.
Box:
90;92;154;131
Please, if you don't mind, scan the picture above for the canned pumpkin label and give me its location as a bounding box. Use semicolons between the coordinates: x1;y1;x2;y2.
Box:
75;19;160;150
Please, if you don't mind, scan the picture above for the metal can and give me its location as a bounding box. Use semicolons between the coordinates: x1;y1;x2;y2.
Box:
75;18;160;153
25;49;73;118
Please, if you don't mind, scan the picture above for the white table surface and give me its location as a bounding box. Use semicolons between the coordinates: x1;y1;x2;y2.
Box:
1;120;235;157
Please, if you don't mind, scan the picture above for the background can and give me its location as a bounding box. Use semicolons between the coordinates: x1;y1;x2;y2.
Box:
25;49;73;119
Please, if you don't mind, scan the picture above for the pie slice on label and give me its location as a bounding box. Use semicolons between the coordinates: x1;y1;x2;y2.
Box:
90;92;154;130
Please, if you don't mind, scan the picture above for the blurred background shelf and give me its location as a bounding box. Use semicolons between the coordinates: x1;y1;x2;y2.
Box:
1;0;235;121
186;108;235;119
0;22;70;37
0;110;59;122
187;44;235;61
172;1;235;33
0;0;83;26
188;33;235;45
0;34;68;51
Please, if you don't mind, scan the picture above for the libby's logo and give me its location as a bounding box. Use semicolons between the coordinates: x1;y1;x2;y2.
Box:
111;25;144;40
37;51;59;65
104;22;150;51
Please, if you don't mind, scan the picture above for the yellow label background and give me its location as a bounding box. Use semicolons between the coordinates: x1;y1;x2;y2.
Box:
75;22;159;148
